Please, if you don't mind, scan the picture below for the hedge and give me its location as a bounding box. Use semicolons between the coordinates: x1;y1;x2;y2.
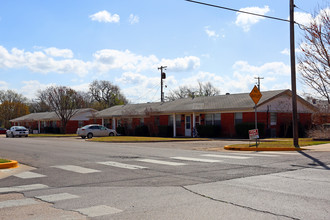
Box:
196;125;221;138
235;122;265;138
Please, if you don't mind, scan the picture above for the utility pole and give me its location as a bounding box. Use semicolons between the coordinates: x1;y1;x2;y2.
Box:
254;76;264;91
290;0;299;147
158;66;167;102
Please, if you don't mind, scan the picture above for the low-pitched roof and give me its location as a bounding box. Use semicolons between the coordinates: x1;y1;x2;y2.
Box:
95;89;303;118
10;108;97;122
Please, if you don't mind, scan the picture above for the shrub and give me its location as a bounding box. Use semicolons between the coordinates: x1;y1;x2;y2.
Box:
279;123;308;138
116;126;126;136
158;125;173;137
135;125;149;136
196;125;221;138
235;122;265;138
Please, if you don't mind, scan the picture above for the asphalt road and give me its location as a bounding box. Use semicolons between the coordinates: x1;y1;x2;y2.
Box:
0;136;329;219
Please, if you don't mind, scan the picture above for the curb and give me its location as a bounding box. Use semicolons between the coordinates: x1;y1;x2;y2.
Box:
224;145;305;151
0;160;19;169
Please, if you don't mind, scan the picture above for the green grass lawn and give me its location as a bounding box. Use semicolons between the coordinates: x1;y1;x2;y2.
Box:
0;159;11;163
230;138;330;148
88;136;210;142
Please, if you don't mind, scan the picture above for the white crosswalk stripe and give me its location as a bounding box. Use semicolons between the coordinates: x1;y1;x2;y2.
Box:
75;205;122;217
201;154;250;159
35;193;80;202
171;157;221;163
52;165;101;174
14;171;46;179
257;151;301;155
137;159;186;166
97;161;148;170
228;153;278;157
0;184;49;193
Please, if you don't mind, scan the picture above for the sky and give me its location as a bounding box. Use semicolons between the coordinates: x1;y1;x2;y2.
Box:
0;0;328;103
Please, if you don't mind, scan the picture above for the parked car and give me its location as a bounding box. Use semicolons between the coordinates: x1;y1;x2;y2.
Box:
6;126;29;138
77;124;117;139
0;128;7;134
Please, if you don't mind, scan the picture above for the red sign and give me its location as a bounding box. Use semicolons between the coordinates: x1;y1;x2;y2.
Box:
249;129;259;140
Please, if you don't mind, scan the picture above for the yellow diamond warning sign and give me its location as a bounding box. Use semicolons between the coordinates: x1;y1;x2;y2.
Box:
249;85;262;105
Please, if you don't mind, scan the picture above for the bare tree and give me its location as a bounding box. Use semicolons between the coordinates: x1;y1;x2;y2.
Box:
298;7;330;104
40;86;84;133
89;80;128;110
166;81;220;101
0;90;27;104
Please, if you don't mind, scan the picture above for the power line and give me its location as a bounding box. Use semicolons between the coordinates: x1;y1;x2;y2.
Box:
185;0;328;37
185;0;290;23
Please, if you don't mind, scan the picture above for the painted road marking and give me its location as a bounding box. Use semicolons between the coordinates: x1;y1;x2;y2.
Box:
137;159;186;166
35;193;80;202
52;165;101;174
228;153;278;157
14;171;46;179
0;184;48;193
201;154;250;159
171;157;221;163
0;198;39;209
257;151;301;155
97;161;148;170
75;205;122;217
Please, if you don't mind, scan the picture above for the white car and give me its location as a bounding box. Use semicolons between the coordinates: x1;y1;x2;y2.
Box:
6;126;29;138
77;124;116;139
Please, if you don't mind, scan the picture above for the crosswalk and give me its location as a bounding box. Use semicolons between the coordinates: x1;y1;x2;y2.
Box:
0;151;299;218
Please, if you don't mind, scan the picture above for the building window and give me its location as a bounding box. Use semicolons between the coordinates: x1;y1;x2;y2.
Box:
176;115;181;128
168;115;173;126
128;118;132;129
140;118;144;126
155;117;160;126
205;113;221;125
78;121;84;128
270;113;277;126
118;120;121;127
205;114;213;125
235;112;243;125
214;113;221;126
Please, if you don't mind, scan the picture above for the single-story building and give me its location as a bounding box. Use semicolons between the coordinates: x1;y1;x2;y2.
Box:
10;108;98;134
94;89;317;138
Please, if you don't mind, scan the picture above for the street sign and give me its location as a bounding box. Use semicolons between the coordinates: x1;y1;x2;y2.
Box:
249;85;262;105
249;129;259;140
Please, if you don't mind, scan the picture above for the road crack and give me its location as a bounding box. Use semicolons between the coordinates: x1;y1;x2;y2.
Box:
180;186;300;220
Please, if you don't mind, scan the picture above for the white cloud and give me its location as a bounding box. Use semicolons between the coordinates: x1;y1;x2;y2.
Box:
89;10;120;23
280;48;302;56
160;56;200;72
128;14;139;24
44;47;73;58
235;6;270;32
315;8;330;25
20;80;54;99
0;45;200;79
204;26;219;39
71;83;90;93
233;60;290;76
116;72;147;85
0;81;9;90
293;12;313;26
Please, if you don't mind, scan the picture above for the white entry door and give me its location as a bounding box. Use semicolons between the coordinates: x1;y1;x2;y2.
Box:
185;115;191;137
